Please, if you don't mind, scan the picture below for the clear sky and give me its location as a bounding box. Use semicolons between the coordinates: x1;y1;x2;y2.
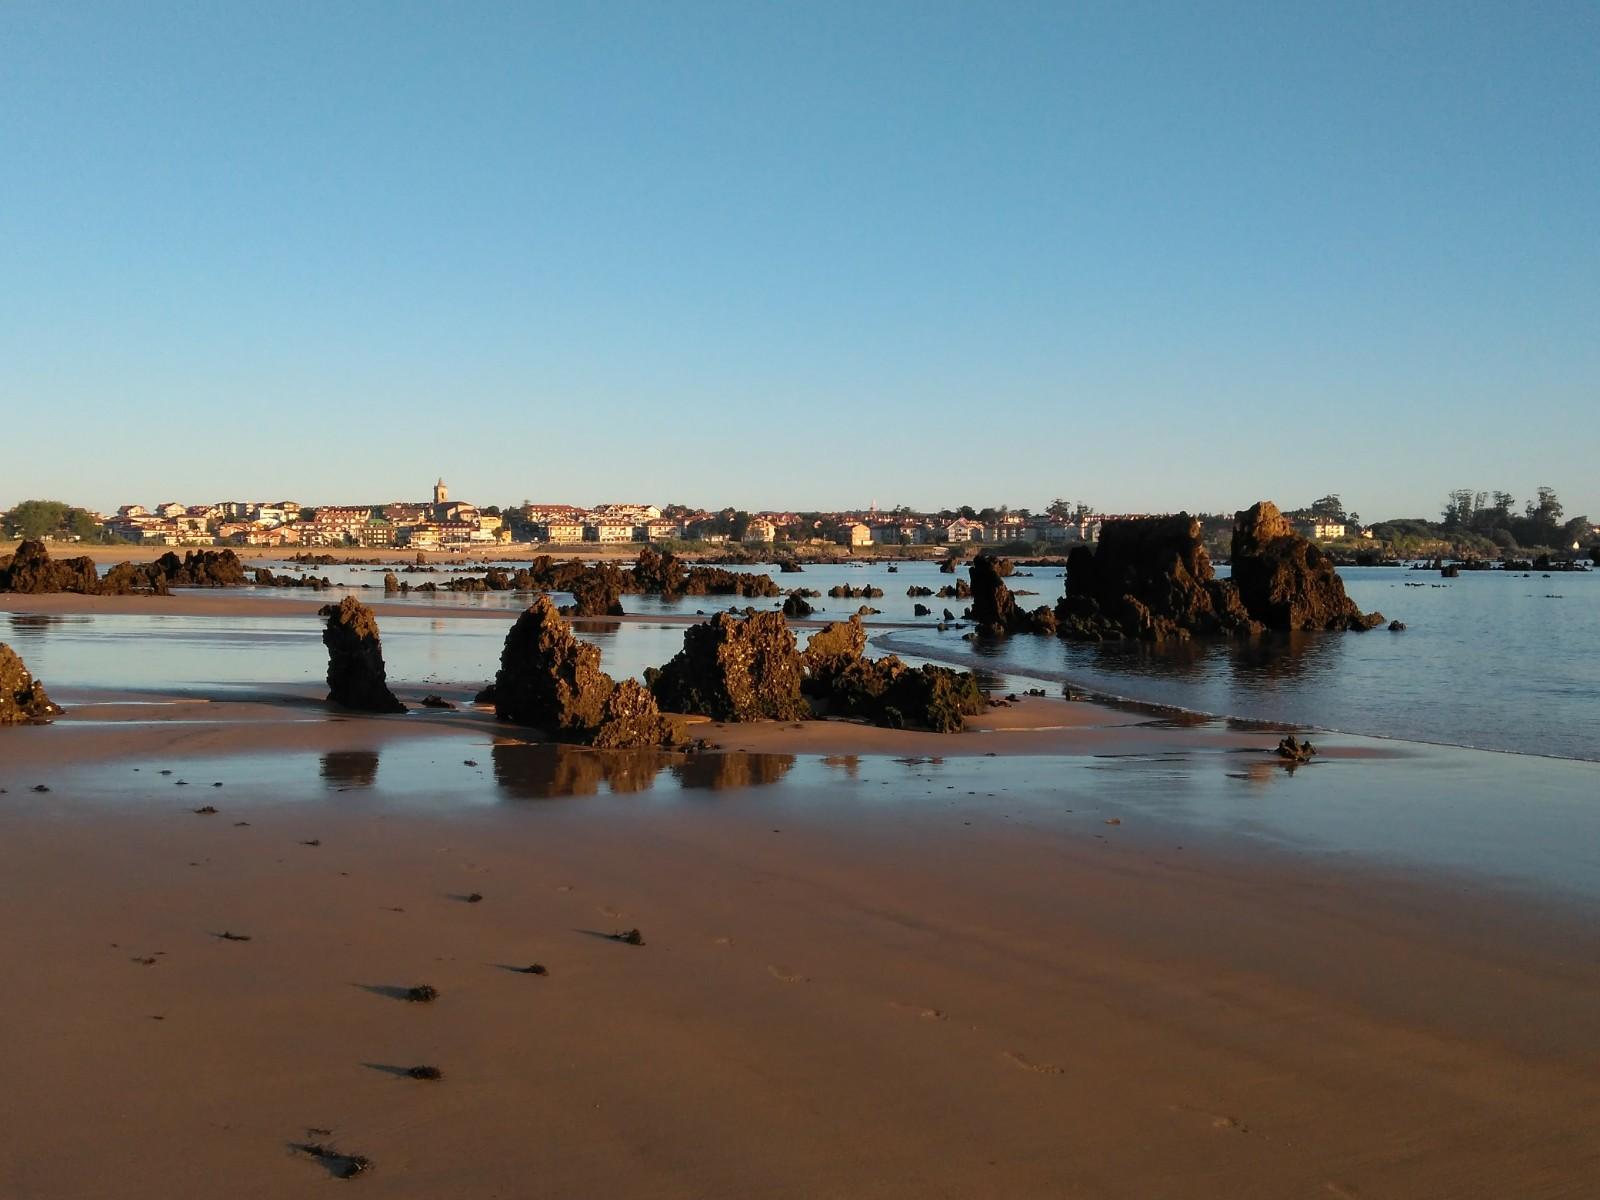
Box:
2;1;1596;520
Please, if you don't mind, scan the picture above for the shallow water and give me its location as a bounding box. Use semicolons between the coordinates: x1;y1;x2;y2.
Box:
39;732;1600;910
12;558;1600;759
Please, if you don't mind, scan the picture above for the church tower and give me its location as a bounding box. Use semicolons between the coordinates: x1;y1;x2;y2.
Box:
433;478;448;505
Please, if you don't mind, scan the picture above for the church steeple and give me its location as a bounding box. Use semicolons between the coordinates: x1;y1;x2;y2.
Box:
433;477;448;505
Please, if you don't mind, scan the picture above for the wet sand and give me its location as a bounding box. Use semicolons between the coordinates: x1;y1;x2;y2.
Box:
3;693;1599;1197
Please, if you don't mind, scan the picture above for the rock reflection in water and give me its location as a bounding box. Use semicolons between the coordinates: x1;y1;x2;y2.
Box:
7;613;83;639
321;750;380;788
491;742;794;799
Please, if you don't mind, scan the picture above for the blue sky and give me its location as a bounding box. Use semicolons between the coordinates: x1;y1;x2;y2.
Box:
2;1;1596;520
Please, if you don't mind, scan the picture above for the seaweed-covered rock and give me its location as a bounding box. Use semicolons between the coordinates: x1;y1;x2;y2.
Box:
1229;502;1384;631
647;611;808;722
0;641;62;725
318;596;405;713
590;678;676;750
493;596;613;735
799;617;986;733
563;570;625;617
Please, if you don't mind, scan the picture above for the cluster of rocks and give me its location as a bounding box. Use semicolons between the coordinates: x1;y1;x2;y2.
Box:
254;568;335;589
0;642;61;725
493;597;676;748
826;583;884;599
0;540;249;596
1053;502;1383;642
799;616;986;733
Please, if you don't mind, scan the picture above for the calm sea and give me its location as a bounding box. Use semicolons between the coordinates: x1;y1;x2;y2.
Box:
12;559;1598;762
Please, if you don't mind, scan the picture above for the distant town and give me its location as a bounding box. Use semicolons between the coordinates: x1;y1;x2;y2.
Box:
2;482;1595;560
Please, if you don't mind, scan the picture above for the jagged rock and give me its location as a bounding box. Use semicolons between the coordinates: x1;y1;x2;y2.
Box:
913;603;932;617
1055;514;1261;642
1230;502;1384;631
383;572;401;593
318;596;405;713
782;592;814;618
1388;620;1406;632
0;642;62;725
647;612;808;722
906;585;933;597
0;540;99;594
493;597;614;736
935;579;971;600
778;559;804;574
938;556;960;574
589;678;675;749
827;584;883;599
800;616;869;689
968;554;1020;635
799;616;986;733
563;570;625;617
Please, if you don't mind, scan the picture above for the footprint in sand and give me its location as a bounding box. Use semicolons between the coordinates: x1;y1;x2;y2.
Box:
711;936;734;947
889;1001;947;1021
1002;1051;1064;1075
767;965;808;984
1324;1184;1359;1198
553;885;574;894
598;905;623;918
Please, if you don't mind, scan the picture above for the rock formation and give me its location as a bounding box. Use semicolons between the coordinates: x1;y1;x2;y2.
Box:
1228;502;1384;631
0;540;249;596
647;611;809;722
799;616;987;733
0;642;62;725
492;596;672;748
782;592;814;617
319;596;405;713
0;540;99;593
1054;503;1382;641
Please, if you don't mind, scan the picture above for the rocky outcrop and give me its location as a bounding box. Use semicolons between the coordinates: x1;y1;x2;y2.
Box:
1229;502;1384;631
493;597;614;736
1055;514;1262;642
1055;503;1382;641
319;597;405;713
383;572;401;593
590;679;675;750
647;611;808;722
493;597;672;748
799;616;987;733
0;540;99;594
563;569;625;617
782;592;814;618
0;642;62;725
0;540;248;596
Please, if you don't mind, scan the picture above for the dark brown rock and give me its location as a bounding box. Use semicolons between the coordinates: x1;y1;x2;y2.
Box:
493;596;613;736
782;592;814;618
1229;502;1384;631
1055;514;1261;642
589;678;675;750
0;540;99;594
0;641;62;725
647;612;808;722
319;596;405;713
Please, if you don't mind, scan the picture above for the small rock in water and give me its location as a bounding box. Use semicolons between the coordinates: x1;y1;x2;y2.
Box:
1275;735;1317;763
193;805;217;815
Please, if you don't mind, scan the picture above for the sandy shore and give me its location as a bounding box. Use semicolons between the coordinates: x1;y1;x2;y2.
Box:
3;717;1598;1198
3;591;1598;1196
